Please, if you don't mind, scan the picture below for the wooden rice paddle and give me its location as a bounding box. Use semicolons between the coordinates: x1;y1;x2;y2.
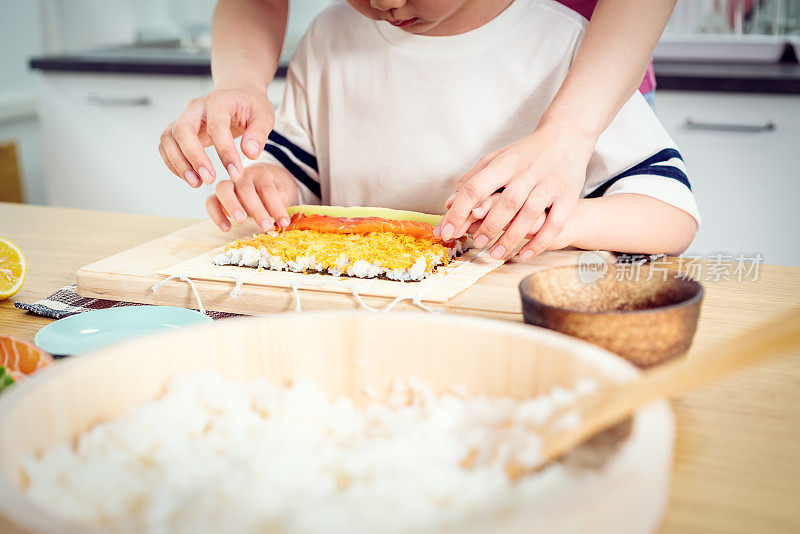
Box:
539;309;800;464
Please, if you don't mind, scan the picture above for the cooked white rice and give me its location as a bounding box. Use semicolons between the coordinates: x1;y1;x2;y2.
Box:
212;239;465;282
23;374;617;534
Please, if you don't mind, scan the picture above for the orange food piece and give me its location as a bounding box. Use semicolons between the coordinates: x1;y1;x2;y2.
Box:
0;336;53;382
284;213;452;244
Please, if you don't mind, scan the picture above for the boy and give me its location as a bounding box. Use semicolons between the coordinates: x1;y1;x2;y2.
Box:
206;0;699;256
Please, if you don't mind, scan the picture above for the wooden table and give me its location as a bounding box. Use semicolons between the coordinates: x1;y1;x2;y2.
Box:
1;202;799;533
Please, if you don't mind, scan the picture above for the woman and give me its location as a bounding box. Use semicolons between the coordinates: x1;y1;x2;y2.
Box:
158;0;676;256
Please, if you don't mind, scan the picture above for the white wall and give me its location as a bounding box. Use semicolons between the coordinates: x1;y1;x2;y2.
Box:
40;0;136;53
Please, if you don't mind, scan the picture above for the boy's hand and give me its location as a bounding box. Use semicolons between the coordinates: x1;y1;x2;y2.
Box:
158;85;274;188
438;127;592;260
206;164;298;232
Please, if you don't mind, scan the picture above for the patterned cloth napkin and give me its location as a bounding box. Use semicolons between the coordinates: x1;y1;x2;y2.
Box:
14;284;242;321
616;253;666;265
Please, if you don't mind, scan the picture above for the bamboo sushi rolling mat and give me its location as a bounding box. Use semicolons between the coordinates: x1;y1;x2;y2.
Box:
75;218;614;316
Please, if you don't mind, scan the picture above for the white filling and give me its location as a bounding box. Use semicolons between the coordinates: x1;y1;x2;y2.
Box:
213;241;465;282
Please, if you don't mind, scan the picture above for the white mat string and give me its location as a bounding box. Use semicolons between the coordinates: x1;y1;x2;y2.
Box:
151;274;207;315
350;286;382;313
291;281;303;312
290;277;378;313
290;247;491;314
227;268;263;299
383;247;491;314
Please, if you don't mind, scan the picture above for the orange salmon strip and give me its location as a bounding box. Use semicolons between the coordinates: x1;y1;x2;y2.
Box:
0;336;53;382
284;213;447;243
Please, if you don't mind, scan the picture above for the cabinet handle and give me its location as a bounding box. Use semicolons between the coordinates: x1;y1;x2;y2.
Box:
683;118;775;133
86;95;151;107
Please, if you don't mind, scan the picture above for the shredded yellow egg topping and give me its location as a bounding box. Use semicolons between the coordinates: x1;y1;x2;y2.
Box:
226;230;451;272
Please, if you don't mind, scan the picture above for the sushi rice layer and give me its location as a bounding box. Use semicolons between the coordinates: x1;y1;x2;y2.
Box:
214;230;465;282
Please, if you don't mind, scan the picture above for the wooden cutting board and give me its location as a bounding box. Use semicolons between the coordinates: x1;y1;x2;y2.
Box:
76;219;613;316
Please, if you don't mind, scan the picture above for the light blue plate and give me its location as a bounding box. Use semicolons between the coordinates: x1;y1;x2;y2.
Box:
34;306;213;356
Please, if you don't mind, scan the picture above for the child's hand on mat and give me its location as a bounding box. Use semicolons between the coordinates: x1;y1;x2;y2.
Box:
206;164;297;232
159;85;274;188
437;126;592;259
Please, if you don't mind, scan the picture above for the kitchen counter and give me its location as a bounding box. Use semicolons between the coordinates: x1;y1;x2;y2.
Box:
655;59;800;94
1;202;800;532
28;43;288;78
29;44;800;94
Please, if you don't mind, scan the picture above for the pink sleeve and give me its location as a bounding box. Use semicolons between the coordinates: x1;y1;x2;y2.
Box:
639;61;657;95
555;0;597;20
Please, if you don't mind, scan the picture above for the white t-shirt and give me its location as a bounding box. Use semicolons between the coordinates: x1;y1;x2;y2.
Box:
253;0;700;223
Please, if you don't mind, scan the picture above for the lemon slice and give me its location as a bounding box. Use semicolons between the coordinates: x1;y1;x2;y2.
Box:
0;237;27;300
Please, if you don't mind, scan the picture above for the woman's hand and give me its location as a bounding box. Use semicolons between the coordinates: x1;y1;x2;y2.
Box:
158;84;274;188
438;125;593;260
464;193;573;255
206;163;298;232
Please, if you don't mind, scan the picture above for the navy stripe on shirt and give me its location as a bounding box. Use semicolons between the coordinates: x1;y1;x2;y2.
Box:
586;148;690;199
267;131;318;172
264;144;322;199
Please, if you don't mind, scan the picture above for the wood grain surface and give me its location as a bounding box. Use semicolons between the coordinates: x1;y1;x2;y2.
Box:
1;202;799;533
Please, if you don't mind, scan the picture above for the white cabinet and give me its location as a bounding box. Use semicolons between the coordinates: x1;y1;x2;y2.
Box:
38;72;286;218
36;74;800;266
655;91;800;267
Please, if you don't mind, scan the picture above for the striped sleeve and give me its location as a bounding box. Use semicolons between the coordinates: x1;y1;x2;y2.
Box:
244;61;322;205
586;149;689;197
263;131;321;201
587;148;700;225
582;94;700;225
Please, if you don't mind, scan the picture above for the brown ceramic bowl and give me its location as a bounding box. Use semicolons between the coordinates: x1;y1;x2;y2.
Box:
519;263;703;368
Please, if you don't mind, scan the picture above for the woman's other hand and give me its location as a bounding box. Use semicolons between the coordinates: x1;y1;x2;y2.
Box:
439;125;593;260
158;84;274;188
